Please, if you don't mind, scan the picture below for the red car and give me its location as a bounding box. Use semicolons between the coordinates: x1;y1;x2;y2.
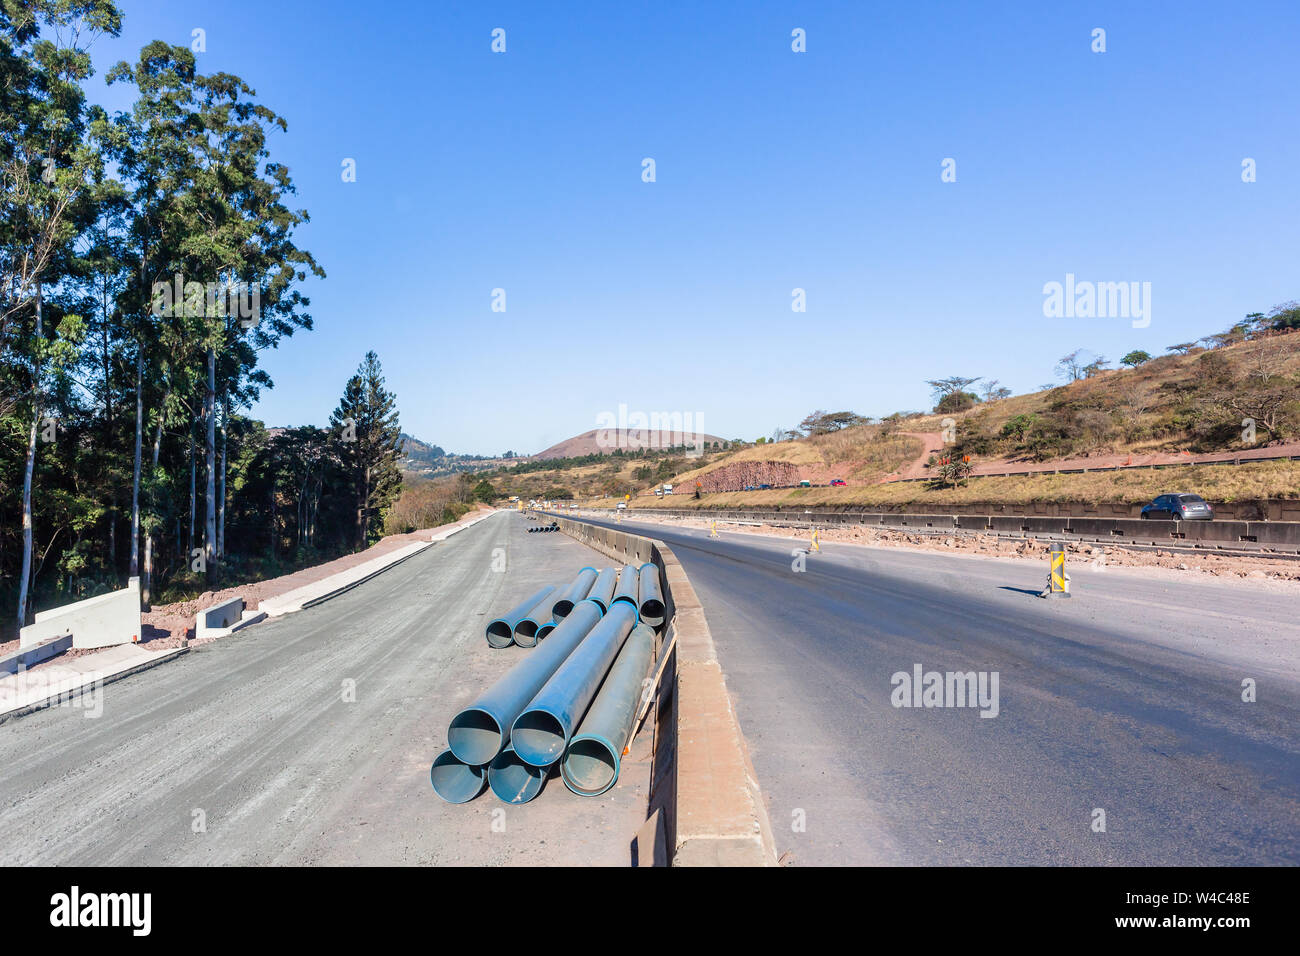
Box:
830;479;846;486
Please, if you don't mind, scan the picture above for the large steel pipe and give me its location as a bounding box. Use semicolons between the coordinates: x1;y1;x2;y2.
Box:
511;601;638;767
637;563;665;628
611;565;639;609
485;585;556;648
430;748;488;803
552;567;598;620
561;622;655;796
513;590;559;648
585;567;617;613
487;744;548;804
448;600;603;765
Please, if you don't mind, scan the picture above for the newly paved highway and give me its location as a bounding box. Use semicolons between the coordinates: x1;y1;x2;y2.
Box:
0;513;650;866
582;514;1300;865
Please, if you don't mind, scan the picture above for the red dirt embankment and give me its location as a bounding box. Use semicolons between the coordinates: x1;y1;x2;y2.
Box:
696;461;802;493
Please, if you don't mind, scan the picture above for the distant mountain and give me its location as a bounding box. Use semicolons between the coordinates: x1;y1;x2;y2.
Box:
399;433;447;468
533;428;729;460
398;433;505;479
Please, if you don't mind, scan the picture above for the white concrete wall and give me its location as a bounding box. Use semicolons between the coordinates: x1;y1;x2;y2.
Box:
20;577;141;650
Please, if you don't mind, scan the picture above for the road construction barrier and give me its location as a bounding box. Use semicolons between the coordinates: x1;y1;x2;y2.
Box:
597;507;1300;553
19;576;141;650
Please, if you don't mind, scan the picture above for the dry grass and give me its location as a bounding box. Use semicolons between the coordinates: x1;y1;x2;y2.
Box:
607;459;1300;509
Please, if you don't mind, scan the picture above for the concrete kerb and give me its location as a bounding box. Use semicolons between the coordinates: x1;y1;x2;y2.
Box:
0;645;188;726
547;513;778;867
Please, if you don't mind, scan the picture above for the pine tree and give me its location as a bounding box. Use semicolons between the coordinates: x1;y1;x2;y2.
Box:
329;352;402;549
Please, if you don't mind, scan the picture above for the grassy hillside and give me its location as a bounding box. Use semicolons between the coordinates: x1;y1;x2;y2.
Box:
603;459;1300;510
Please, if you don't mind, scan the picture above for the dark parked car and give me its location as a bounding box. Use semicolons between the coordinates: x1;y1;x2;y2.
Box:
1141;493;1214;520
830;479;846;486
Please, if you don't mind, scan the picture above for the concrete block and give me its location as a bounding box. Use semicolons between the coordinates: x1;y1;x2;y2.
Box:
196;596;244;639
989;516;1027;533
900;514;956;528
1066;517;1116;536
20;577;140;650
1021;517;1070;535
1;635;73;675
1250;521;1300;547
1182;521;1251;545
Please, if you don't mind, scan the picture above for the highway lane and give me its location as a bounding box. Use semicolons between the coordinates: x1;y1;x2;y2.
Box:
0;512;649;866
581;514;1300;866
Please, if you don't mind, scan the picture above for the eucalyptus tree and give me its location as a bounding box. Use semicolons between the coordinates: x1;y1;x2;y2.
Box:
1;0;122;629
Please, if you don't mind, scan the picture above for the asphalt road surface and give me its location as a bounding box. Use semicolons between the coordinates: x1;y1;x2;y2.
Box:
581;514;1300;866
0;512;650;866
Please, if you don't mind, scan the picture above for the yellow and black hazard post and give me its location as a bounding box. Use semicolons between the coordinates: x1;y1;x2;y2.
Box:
1043;543;1071;599
810;529;820;553
709;520;718;538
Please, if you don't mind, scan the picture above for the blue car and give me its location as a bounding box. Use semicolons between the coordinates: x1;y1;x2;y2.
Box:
1141;493;1214;520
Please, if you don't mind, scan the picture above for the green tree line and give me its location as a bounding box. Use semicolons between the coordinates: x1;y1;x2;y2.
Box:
0;2;401;636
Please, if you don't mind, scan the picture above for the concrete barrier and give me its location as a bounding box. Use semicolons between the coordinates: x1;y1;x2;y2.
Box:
1107;518;1171;545
19;577;141;650
195;597;267;640
1;635;73;675
1249;521;1300;546
1021;517;1070;535
1181;520;1251;545
899;514;956;529
988;516;1028;533
613;506;1300;553
1064;517;1114;537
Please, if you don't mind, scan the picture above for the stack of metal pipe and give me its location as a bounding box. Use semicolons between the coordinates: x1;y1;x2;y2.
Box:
432;564;664;804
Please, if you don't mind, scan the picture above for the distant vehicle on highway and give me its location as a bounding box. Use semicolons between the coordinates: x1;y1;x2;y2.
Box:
759;483;772;489
798;479;812;488
1141;493;1214;520
744;485;756;491
662;484;673;495
616;501;627;510
830;479;846;486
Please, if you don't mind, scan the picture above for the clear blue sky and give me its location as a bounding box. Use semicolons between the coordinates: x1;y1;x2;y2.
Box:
87;0;1300;454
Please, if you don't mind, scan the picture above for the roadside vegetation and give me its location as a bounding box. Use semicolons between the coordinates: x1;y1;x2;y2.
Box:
0;3;410;637
608;459;1300;511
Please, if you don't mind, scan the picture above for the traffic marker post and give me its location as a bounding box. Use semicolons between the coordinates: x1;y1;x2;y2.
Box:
1042;543;1071;599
